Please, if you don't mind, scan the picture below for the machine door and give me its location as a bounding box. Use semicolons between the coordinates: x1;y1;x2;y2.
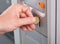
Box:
21;0;47;44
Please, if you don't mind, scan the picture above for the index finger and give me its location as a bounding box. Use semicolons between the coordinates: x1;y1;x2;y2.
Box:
22;5;33;17
26;7;33;17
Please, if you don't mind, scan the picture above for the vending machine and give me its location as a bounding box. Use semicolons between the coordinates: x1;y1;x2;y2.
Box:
0;0;60;44
12;0;57;44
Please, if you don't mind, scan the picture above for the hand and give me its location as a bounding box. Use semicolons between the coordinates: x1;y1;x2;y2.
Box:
0;4;35;34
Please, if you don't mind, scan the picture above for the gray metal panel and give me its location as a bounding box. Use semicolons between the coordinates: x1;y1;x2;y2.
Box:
14;29;22;44
24;0;47;37
0;35;14;44
21;30;47;44
24;0;46;13
47;0;56;44
57;0;60;44
0;0;11;14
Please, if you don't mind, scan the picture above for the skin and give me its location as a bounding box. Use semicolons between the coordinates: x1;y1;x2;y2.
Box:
0;4;35;34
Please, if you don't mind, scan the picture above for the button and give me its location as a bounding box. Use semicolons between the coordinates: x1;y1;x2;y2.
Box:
39;2;45;9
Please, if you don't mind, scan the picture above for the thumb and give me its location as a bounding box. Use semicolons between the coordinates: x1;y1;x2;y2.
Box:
18;17;35;26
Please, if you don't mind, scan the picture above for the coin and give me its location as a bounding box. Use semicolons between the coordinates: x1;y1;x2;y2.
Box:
34;16;40;24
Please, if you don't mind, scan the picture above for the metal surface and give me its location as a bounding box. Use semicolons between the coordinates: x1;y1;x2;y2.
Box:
24;0;46;13
57;0;60;44
21;30;47;44
47;0;56;44
0;0;11;14
14;28;22;44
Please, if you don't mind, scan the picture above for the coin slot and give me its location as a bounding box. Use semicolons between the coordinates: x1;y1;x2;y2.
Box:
31;11;40;27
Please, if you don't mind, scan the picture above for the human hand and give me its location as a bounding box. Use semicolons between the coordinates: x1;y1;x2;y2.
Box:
0;4;35;34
